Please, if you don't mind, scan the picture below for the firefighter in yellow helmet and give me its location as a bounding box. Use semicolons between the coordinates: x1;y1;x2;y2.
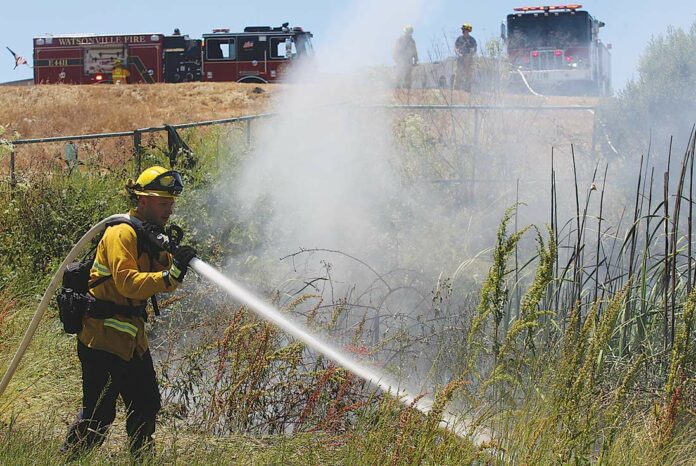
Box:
454;23;477;91
62;166;196;460
393;25;419;89
112;58;130;85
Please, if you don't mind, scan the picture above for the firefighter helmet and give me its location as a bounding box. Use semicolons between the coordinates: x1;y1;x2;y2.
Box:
126;166;184;198
114;59;122;66
462;23;473;32
403;25;414;34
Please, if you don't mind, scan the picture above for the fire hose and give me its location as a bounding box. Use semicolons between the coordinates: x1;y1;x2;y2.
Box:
0;215;490;444
0;214;127;400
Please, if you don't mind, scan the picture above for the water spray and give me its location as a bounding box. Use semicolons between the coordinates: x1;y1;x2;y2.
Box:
190;260;489;443
0;215;489;445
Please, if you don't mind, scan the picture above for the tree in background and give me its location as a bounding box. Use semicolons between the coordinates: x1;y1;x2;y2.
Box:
602;20;696;159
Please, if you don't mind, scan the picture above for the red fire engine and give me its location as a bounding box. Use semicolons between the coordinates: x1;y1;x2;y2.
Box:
32;24;313;85
503;4;612;95
34;33;169;84
202;25;314;83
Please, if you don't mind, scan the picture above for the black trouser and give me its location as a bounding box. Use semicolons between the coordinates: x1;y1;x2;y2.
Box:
63;340;161;458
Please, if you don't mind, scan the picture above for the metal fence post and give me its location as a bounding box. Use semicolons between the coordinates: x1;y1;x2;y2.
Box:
591;111;598;158
9;147;16;193
472;108;479;191
133;130;142;175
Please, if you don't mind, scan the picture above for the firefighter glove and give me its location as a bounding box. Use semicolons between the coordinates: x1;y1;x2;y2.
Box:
170;246;197;282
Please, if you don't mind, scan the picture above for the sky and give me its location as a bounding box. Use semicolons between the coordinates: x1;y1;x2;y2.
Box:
1;1;695;89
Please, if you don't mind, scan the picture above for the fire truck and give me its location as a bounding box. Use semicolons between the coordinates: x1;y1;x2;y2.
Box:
503;4;611;95
32;24;313;84
202;25;314;83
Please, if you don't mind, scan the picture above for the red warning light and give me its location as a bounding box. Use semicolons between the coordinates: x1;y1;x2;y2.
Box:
513;4;582;12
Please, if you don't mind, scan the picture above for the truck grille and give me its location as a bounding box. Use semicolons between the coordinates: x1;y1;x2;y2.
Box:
530;49;564;70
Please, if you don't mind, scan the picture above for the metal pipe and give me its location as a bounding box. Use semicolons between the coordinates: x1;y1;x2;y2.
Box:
9;147;16;192
12;113;277;145
11;105;593;146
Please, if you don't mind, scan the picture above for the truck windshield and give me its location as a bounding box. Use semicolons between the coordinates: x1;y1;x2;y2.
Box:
294;33;314;57
507;12;591;49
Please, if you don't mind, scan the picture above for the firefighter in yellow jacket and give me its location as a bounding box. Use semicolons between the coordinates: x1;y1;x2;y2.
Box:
62;166;196;459
112;59;130;85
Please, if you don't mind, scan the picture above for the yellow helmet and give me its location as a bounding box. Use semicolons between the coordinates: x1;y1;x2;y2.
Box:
404;25;414;34
114;59;122;66
462;23;473;32
126;166;183;198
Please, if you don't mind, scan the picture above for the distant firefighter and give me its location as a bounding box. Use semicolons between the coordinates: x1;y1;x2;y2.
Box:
393;25;419;89
112;59;130;85
454;23;477;92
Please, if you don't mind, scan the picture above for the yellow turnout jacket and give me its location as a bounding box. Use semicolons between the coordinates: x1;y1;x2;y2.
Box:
112;64;130;84
78;210;177;361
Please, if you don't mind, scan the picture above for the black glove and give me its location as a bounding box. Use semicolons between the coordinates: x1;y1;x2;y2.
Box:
170;246;197;282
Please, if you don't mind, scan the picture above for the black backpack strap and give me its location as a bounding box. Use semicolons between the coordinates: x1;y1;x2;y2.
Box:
147;253;161;317
86;218;139;291
89;275;112;290
151;295;160;317
105;216;146;258
82;238;110;290
104;215;165;320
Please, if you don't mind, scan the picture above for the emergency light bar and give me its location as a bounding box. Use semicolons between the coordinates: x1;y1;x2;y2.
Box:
513;4;582;12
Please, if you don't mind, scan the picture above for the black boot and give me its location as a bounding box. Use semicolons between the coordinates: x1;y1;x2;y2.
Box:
61;410;108;460
127;417;156;463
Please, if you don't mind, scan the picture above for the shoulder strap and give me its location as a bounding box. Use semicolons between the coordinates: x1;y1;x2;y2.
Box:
89;274;112;290
105;216;148;257
84;232;108;290
104;215;162;318
88;216;144;292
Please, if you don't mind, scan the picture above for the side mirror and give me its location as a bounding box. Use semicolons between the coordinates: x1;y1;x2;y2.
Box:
500;22;507;41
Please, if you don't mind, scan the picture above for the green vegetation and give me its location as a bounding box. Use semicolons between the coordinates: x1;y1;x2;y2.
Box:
601;19;696;155
1;30;695;461
1;130;693;464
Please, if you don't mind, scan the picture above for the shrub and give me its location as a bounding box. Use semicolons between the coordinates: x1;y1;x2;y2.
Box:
601;20;696;157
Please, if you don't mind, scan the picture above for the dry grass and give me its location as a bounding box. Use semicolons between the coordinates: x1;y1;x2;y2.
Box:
0;82;277;139
0;81;596;141
0;82;597;189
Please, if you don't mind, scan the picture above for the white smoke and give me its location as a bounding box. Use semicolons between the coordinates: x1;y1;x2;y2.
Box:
213;0;646;392
235;0;431;273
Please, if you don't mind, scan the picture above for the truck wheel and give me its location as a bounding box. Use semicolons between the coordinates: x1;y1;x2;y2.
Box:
237;77;268;84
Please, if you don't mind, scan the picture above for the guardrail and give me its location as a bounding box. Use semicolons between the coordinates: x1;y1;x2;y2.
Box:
367;104;596;111
4;104;596;191
4;112;277;190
